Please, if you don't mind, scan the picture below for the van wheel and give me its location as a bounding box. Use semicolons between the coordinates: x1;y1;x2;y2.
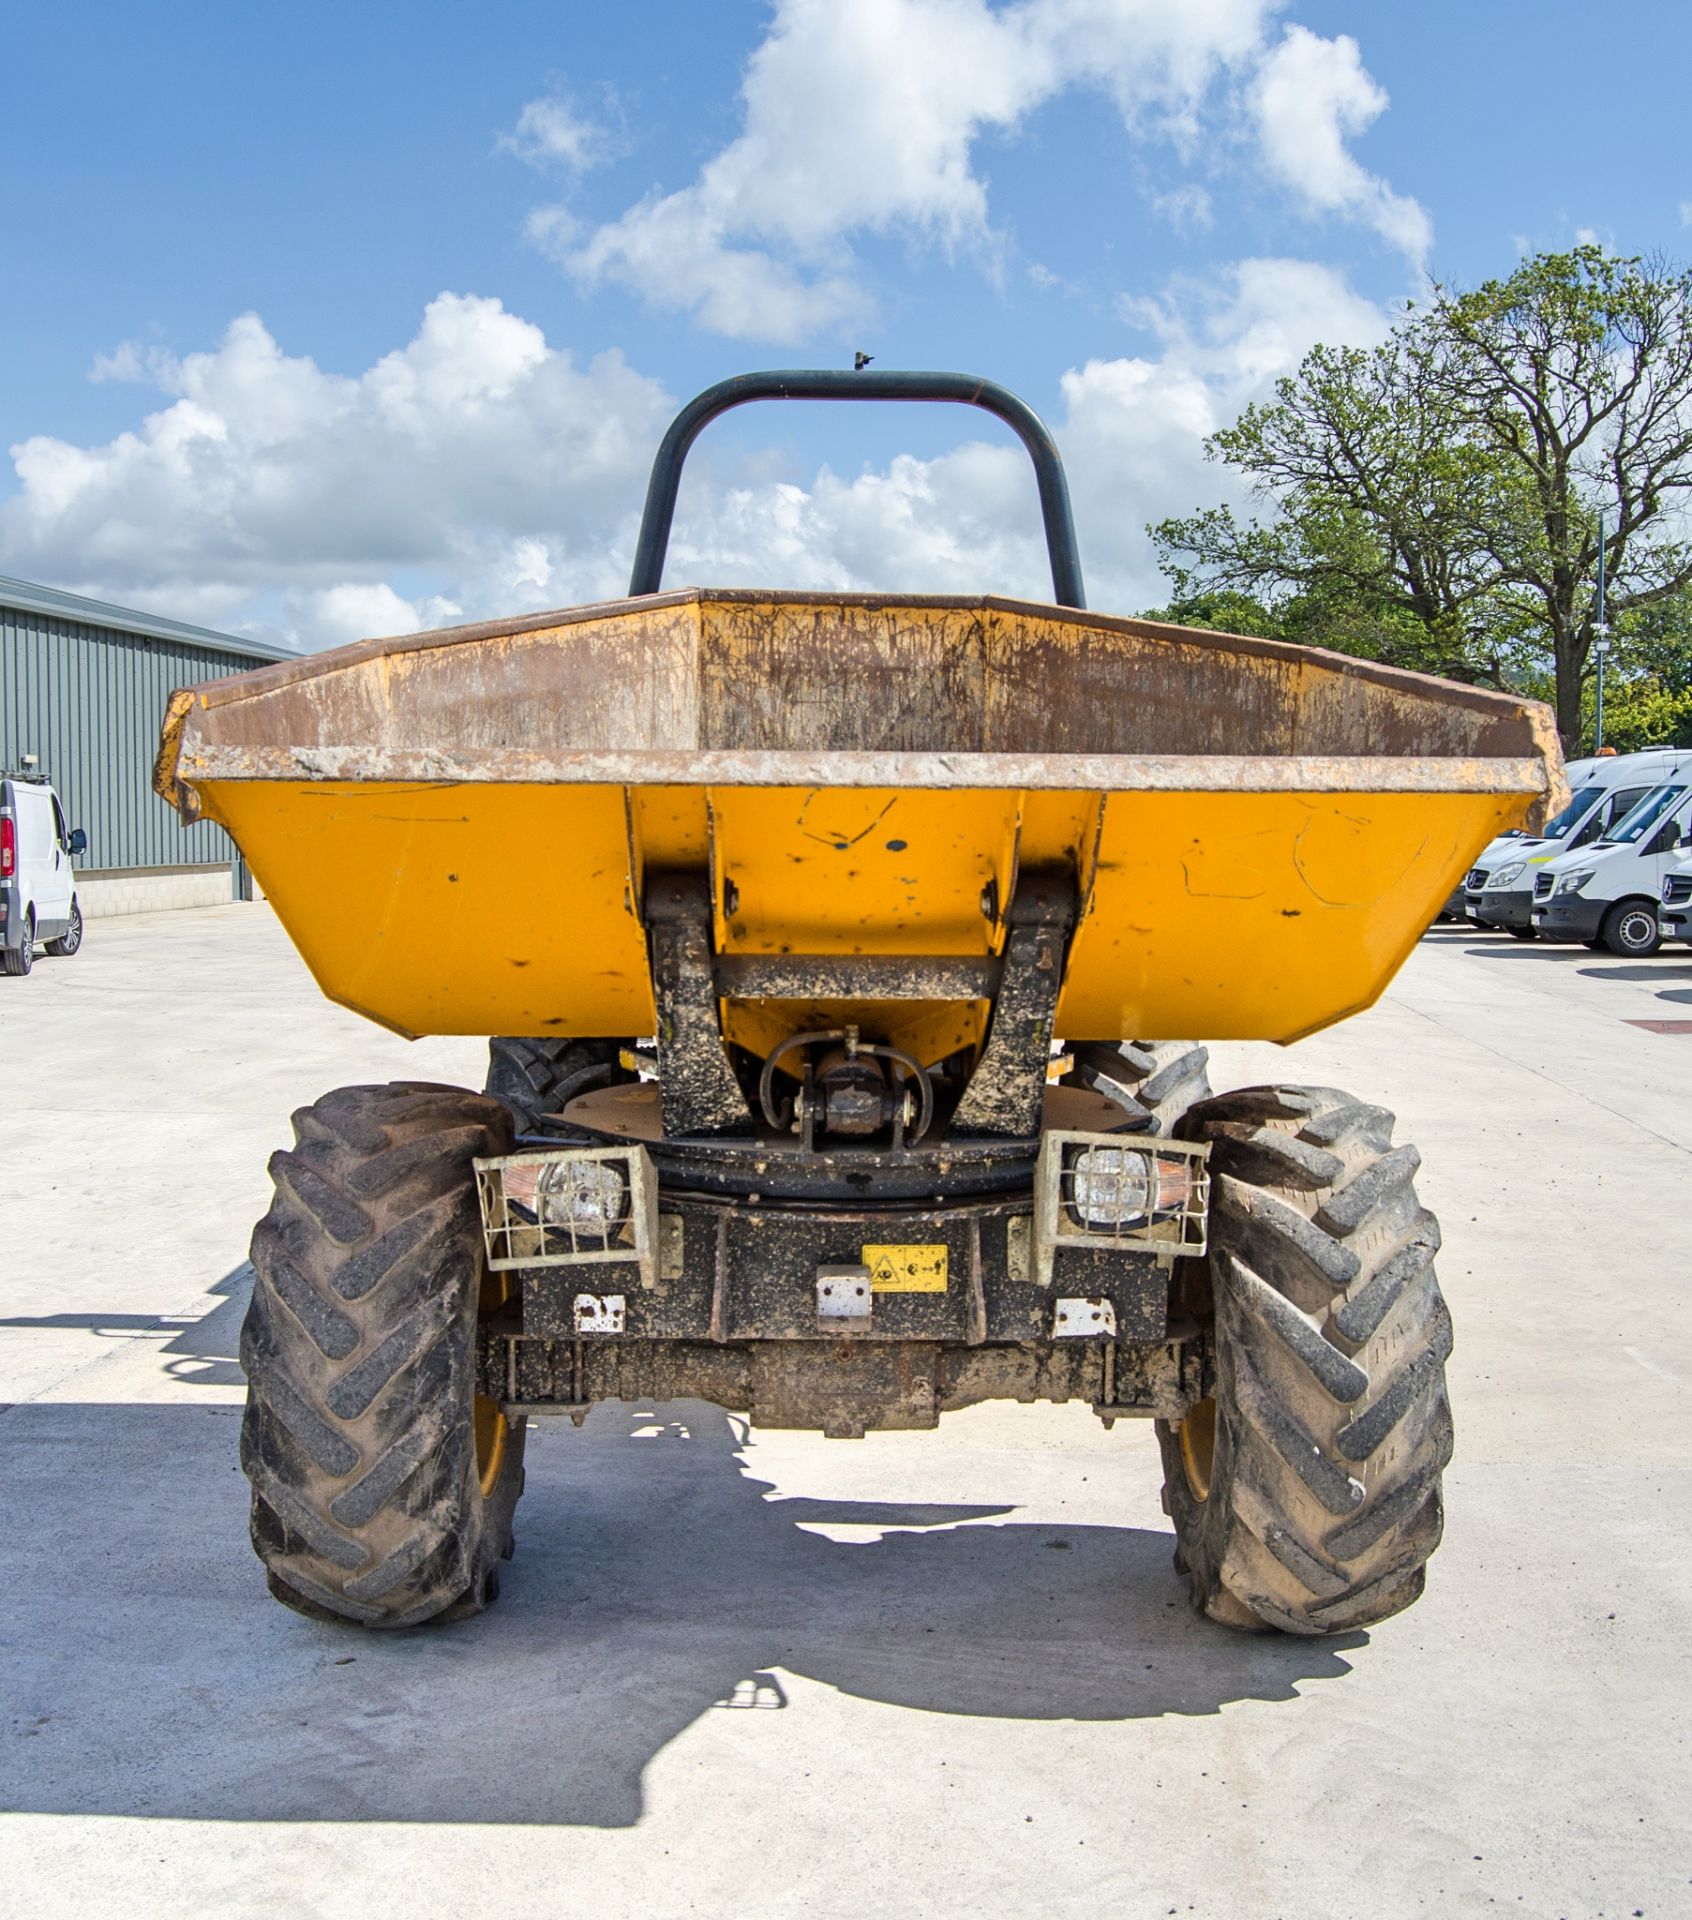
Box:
1161;1085;1452;1634
1601;901;1661;957
44;898;83;957
1505;925;1538;941
2;912;34;976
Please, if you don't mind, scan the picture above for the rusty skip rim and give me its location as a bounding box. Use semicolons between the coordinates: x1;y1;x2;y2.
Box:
153;588;1558;728
164;743;1555;798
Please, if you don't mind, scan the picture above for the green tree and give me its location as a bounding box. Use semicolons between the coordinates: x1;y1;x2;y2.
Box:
1153;247;1692;750
1436;248;1692;747
1151;331;1511;683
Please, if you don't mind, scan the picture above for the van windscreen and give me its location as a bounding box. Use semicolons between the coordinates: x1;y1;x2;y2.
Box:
1542;786;1602;838
1604;784;1688;844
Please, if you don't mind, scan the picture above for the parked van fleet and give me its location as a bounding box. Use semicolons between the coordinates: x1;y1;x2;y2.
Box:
1531;767;1692;954
1459;753;1668;937
0;771;87;976
1436;755;1596;922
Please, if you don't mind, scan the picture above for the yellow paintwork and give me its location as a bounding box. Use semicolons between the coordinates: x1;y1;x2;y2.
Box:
195;774;1525;1050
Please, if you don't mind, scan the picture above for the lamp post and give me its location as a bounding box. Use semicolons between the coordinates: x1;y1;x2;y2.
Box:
1593;628;1611;750
1593;512;1610;752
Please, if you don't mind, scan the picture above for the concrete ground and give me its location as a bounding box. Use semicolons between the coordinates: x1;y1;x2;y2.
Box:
2;904;1689;1920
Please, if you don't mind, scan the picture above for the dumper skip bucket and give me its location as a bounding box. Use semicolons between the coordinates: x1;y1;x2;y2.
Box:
156;369;1562;1051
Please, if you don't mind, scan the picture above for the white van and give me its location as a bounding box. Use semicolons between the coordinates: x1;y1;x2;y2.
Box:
1462;752;1676;937
1436;757;1596;921
1663;851;1692;946
1531;771;1692;954
0;772;87;976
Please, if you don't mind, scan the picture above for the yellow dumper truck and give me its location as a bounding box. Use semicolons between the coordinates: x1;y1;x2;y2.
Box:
155;371;1562;1635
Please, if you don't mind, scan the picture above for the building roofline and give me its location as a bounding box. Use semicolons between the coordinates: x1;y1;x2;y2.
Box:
0;573;298;663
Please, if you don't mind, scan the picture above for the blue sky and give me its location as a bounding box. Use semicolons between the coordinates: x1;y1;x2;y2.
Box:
3;0;1688;647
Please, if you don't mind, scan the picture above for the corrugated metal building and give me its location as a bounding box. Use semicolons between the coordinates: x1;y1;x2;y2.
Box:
1;574;295;916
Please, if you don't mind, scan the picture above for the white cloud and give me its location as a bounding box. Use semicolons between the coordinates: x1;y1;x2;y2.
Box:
545;0;1426;340
297;583;463;646
501;90;612;172
2;262;1386;644
1249;25;1431;261
1151;184;1215;234
655;256;1387;610
1;295;672;646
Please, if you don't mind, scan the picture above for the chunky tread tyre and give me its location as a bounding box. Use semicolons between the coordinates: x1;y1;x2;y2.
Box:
1159;1084;1452;1635
241;1081;523;1628
485;1036;631;1133
1065;1039;1212;1135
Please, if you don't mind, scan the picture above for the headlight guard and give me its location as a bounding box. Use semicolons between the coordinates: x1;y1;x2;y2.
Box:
474;1143;660;1288
1029;1129;1210;1287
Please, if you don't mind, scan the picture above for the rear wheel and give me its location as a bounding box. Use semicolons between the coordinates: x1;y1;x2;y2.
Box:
2;912;34;976
241;1081;523;1627
1600;900;1661;956
44;897;83;957
485;1035;632;1134
1064;1039;1212;1135
1160;1085;1452;1634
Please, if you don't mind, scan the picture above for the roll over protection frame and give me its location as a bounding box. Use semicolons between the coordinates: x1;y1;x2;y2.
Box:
628;368;1086;609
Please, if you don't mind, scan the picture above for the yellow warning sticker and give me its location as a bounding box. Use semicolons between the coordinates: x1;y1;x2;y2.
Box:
862;1244;949;1292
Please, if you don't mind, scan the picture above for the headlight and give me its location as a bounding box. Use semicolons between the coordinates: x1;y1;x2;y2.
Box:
1556;869;1594;897
505;1157;628;1241
475;1144;658;1283
1488;862;1525;888
1066;1146;1194;1231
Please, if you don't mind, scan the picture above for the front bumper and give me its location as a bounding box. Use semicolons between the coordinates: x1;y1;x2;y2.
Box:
1531;894;1605;941
1662;907;1692;942
1468;890;1535;931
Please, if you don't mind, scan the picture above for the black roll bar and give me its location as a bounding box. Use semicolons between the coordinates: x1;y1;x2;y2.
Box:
627;368;1086;608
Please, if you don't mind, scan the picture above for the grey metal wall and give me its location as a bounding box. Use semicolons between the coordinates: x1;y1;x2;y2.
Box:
0;603;266;872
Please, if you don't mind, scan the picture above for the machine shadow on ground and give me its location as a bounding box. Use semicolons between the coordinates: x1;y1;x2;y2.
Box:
1;1278;1362;1831
0;1263;251;1389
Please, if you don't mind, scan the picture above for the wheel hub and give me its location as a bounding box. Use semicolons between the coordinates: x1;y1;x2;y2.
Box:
1178;1397;1216;1502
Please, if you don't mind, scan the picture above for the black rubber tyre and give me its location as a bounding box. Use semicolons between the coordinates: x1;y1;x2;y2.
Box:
1159;1084;1452;1635
1600;900;1661;957
1064;1040;1212;1135
3;912;34;976
44;897;83;957
485;1035;632;1133
1505;925;1538;941
240;1081;524;1628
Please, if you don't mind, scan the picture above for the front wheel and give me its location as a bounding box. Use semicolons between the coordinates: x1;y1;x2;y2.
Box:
44;898;83;957
1600;900;1661;957
1505;924;1538;941
241;1081;523;1627
1160;1085;1453;1635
